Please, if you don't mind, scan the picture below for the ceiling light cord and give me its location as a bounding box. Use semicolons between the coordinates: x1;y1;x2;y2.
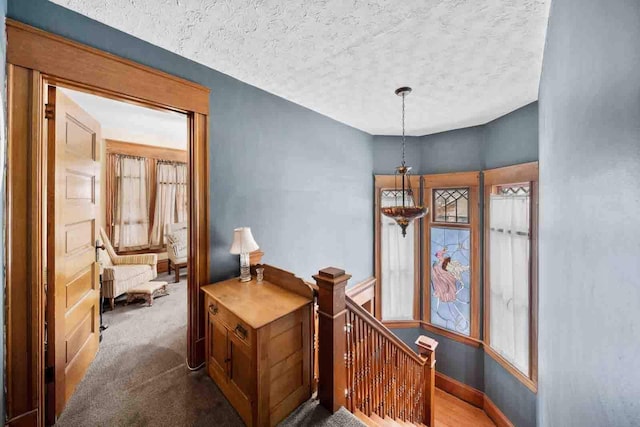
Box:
401;92;406;167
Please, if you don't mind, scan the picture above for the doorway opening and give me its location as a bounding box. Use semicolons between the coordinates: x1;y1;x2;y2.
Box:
44;84;192;423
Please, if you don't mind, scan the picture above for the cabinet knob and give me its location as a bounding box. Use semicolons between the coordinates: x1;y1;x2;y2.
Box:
209;304;218;315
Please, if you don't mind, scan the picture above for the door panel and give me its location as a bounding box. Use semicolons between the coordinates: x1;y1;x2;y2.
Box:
229;333;253;403
209;315;228;380
47;87;102;419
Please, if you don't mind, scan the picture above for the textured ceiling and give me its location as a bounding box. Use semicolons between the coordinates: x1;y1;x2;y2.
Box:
52;0;550;136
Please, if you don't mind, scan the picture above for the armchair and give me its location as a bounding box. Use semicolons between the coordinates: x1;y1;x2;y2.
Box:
166;222;188;283
98;228;158;310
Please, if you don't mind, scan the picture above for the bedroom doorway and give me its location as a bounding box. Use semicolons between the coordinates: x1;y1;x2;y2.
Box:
43;85;192;421
5;20;210;426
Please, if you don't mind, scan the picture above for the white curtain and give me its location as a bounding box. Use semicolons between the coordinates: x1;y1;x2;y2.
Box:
114;156;150;250
489;193;530;375
150;162;188;247
381;191;415;320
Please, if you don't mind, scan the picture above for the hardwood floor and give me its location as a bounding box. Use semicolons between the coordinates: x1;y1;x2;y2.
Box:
434;388;496;427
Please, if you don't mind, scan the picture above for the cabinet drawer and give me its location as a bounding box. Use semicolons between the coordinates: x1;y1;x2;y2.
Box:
207;298;253;347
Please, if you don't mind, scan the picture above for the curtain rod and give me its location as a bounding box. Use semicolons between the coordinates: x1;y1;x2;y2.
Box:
157;159;187;166
113;153;146;161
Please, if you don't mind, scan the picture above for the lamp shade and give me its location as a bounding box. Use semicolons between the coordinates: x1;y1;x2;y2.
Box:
229;227;259;254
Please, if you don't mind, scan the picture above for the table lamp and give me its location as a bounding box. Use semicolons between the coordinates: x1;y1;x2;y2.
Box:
229;227;259;282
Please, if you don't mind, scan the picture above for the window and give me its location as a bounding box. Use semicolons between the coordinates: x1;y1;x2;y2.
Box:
433;188;469;223
105;140;188;253
424;173;480;339
484;163;538;390
150;161;188;246
113;154;150;250
375;176;420;321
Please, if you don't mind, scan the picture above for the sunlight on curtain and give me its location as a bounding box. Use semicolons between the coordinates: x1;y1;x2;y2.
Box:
114;156;150;250
489;192;530;375
381;191;415;320
150;162;188;247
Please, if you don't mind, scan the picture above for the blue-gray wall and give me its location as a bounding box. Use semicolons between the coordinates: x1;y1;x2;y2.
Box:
538;0;640;426
484;102;539;170
385;102;539;426
373;103;537;175
7;0;374;284
422;126;485;174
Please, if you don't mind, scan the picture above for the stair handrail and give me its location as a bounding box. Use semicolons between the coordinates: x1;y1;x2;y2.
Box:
345;295;426;365
313;266;437;427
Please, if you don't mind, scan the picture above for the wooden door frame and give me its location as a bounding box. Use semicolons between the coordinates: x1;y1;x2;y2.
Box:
5;19;210;426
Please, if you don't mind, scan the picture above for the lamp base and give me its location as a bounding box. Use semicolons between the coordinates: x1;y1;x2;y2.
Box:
239;252;251;282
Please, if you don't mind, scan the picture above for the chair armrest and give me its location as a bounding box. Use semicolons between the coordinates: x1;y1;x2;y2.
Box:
114;253;158;266
167;244;176;260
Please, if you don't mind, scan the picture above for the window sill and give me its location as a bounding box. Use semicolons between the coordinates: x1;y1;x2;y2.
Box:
420;322;482;348
484;345;537;393
382;320;421;329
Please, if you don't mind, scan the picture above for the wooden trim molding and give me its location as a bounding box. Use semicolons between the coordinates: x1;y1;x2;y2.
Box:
383;320;421;329
6;65;46;427
6;19;209;114
483;161;538;186
483;395;515;427
435;372;514;427
6;23;210;425
484;346;538;393
435;372;484;408
421;322;482;348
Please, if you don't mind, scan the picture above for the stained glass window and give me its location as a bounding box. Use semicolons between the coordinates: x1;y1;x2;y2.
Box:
430;227;471;336
433;188;469;223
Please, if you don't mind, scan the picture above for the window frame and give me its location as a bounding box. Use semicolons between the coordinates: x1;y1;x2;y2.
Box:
483;162;539;393
423;171;481;341
374;175;422;322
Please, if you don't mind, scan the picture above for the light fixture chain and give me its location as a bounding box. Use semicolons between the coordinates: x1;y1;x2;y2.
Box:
401;92;406;167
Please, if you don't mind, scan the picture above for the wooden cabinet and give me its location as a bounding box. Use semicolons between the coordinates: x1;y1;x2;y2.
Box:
202;265;314;427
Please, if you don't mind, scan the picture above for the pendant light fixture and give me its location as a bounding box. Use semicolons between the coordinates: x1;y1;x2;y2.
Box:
380;87;427;237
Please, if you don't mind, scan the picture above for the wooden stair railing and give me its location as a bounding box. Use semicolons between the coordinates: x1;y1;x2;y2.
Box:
314;267;438;427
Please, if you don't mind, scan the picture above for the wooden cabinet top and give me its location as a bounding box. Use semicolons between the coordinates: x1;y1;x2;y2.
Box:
202;276;312;330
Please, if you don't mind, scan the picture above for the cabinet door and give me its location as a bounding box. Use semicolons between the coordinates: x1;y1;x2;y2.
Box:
208;313;229;380
228;331;254;403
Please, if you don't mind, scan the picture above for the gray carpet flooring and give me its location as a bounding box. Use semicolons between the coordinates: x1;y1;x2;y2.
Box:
56;273;363;427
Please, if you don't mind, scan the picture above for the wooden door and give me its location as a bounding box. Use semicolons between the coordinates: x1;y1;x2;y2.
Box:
46;87;102;419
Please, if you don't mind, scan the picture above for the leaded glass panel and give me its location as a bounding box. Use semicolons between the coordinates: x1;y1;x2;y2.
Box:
381;189;415;208
433;188;469;223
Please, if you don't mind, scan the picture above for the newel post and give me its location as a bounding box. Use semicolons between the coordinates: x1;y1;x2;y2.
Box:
416;335;438;427
314;267;351;413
